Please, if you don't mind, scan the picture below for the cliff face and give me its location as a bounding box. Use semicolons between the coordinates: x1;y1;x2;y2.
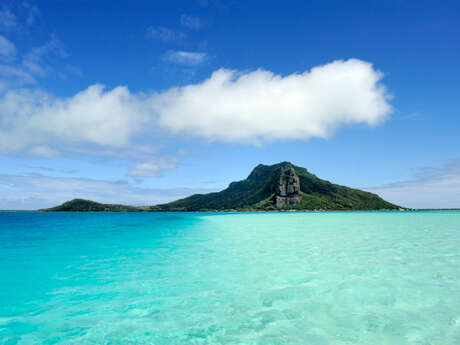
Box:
275;166;301;208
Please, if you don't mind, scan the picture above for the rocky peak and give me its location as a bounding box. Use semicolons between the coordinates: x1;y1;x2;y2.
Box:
275;166;301;208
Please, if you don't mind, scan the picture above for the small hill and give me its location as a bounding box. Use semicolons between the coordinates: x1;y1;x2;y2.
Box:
41;162;401;212
40;199;147;212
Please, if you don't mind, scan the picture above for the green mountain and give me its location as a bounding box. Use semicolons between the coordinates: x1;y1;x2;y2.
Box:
40;199;148;212
156;162;400;211
41;162;400;212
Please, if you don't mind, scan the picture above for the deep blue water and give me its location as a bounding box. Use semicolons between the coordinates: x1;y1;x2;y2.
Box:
1;211;460;344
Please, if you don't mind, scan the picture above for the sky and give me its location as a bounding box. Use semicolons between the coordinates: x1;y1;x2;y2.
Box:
0;0;459;210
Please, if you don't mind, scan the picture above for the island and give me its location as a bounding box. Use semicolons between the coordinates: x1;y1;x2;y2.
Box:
41;162;401;212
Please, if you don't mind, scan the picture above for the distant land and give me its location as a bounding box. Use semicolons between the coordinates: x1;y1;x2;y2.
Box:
41;162;403;212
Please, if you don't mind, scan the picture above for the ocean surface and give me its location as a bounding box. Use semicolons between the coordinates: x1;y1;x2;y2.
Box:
1;211;460;345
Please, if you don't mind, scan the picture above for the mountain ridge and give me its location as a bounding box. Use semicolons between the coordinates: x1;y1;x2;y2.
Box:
41;162;401;212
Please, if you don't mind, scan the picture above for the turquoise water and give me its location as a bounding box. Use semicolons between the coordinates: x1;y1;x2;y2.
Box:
1;211;460;344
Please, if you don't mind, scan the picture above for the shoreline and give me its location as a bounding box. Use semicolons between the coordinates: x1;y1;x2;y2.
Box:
3;208;460;213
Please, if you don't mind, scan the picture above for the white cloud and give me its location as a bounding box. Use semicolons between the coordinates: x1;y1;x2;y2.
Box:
180;14;202;30
162;50;208;66
129;159;178;177
146;26;185;42
0;58;392;176
0;81;173;175
366;160;460;209
0;84;150;154
0;35;16;60
154;59;392;143
0;174;218;210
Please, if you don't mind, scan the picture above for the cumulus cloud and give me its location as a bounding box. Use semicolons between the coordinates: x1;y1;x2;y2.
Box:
0;84;151;154
180;14;202;30
154;59;392;143
162;50;208;66
366;160;460;209
0;58;392;174
0;35;16;60
0;174;218;210
146;26;185;42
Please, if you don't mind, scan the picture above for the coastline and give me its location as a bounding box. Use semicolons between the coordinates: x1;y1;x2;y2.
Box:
5;208;460;213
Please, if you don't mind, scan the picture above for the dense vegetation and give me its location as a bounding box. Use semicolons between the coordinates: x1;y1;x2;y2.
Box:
155;162;400;211
42;162;400;212
40;199;148;212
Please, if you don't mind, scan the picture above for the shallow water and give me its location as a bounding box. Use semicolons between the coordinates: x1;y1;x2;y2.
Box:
1;211;460;344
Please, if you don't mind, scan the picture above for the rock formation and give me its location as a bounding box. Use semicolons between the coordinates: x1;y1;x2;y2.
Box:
275;166;302;208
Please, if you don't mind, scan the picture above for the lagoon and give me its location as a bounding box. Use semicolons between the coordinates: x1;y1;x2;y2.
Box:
1;211;459;344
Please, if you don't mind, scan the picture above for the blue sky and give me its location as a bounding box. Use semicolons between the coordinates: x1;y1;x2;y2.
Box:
0;0;459;209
